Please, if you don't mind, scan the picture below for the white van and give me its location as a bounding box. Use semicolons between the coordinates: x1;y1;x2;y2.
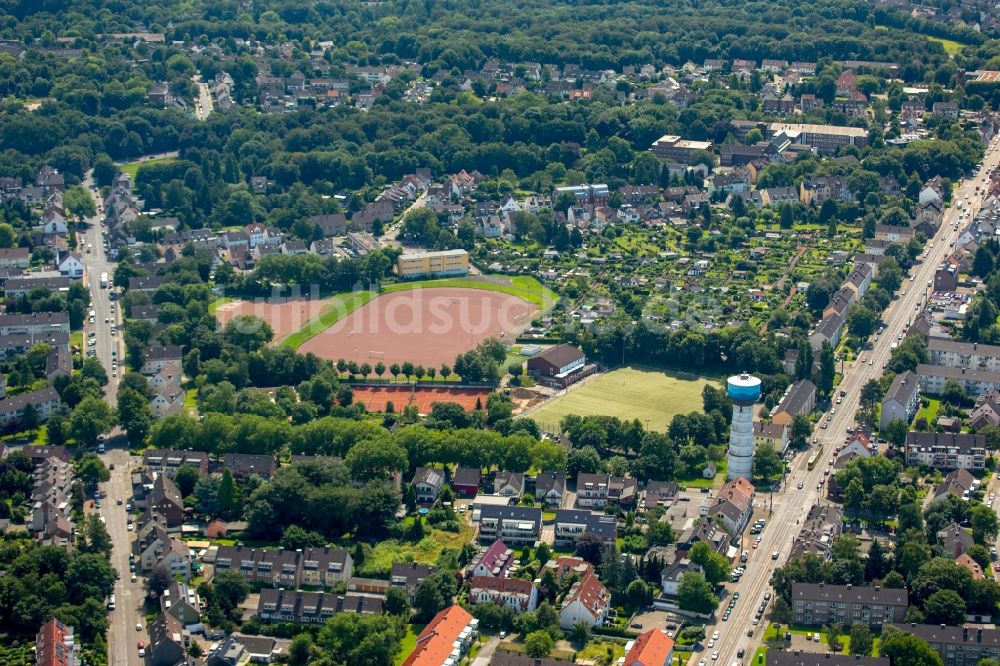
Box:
108;594;116;610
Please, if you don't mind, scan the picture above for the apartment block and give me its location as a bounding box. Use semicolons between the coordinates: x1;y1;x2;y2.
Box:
553;509;618;548
575;473;637;508
928;339;1000;372
212;545;303;588
905;432;986;470
887;624;1000;666
257;588;382;625
475;505;542;545
791;583;907;627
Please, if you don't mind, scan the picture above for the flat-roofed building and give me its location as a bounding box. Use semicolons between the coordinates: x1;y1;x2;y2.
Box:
764;122;869;155
650;135;714;163
396;249;470;278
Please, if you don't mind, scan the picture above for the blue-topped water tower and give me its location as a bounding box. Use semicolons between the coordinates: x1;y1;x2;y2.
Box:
727;373;762;481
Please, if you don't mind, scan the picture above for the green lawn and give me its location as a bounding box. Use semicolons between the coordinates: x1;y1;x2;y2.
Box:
208;297;233;315
529;366;717;432
119;157;175;179
928;35;966;55
577;639;626;663
394;624;425;665
915;397;940;425
383;275;558;312
280;291;376;349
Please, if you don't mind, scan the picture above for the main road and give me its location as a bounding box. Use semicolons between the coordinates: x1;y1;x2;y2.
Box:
81;170;123;403
696;135;1000;666
82;170;142;665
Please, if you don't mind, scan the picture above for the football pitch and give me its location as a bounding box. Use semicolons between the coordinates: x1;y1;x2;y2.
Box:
529;367;718;432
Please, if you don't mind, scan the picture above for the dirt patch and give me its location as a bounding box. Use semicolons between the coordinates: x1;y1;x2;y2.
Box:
353;384;493;414
215;297;338;344
298;288;537;368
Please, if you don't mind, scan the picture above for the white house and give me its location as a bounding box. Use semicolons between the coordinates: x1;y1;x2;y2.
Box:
559;569;611;629
56;252;84;279
660;558;703;595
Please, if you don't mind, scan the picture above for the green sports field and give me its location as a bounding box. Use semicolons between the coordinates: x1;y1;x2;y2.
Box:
529;367;718;432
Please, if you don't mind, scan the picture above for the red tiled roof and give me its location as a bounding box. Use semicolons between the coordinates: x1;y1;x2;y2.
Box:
625;629;675;666
402;605;473;666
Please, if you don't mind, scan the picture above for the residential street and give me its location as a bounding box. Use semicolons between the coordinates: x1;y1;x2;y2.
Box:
100;449;146;666
695;135;1000;666
82;169;123;404
194;76;213;120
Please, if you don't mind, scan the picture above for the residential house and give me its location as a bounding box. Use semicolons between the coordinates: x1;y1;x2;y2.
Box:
412;467;446;503
466;540;514;579
753;422;789;454
623;629;675;666
933;468;976;503
0;386;62;428
707;477;755;536
771;379;817;426
534;472;565;506
148;613;185;666
880;370;919;429
55;252;83;278
452;467;481;498
160;580;201;624
789;504;844;561
400;605;478;666
558;564;611;629
143;450;209;477
971;390;1000;428
140;346;182;375
147;474;184;527
36;617;78;666
957;552;985;580
468;576;538;613
938;522;975;557
222;453;277;480
645;481;679;507
490;471;524;499
300;547;354;587
391;562;437;602
660;558;704;595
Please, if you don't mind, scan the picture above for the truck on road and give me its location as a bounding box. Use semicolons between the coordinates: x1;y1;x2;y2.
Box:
99;272;108;289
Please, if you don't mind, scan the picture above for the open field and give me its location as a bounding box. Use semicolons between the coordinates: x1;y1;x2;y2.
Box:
383;275;558;312
353;384;492;413
928;35;966;55
119;157;175;178
297;287;537;367
529;367;717;432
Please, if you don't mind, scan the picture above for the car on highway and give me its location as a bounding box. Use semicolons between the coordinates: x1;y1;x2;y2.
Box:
772;551;779;560
135;623;142;631
708;639;715;648
712;631;719;640
712;652;720;661
797;481;803;489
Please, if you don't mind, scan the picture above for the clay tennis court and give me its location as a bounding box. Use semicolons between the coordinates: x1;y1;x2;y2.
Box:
214;296;337;344
353;385;492;413
298;287;537;368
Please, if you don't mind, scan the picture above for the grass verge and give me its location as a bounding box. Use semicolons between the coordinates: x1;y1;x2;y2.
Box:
383;275;558;312
280;291;376;349
208;297;233;315
119;157;175;179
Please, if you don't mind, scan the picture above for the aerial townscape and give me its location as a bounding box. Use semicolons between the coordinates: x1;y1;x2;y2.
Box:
14;2;1000;666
